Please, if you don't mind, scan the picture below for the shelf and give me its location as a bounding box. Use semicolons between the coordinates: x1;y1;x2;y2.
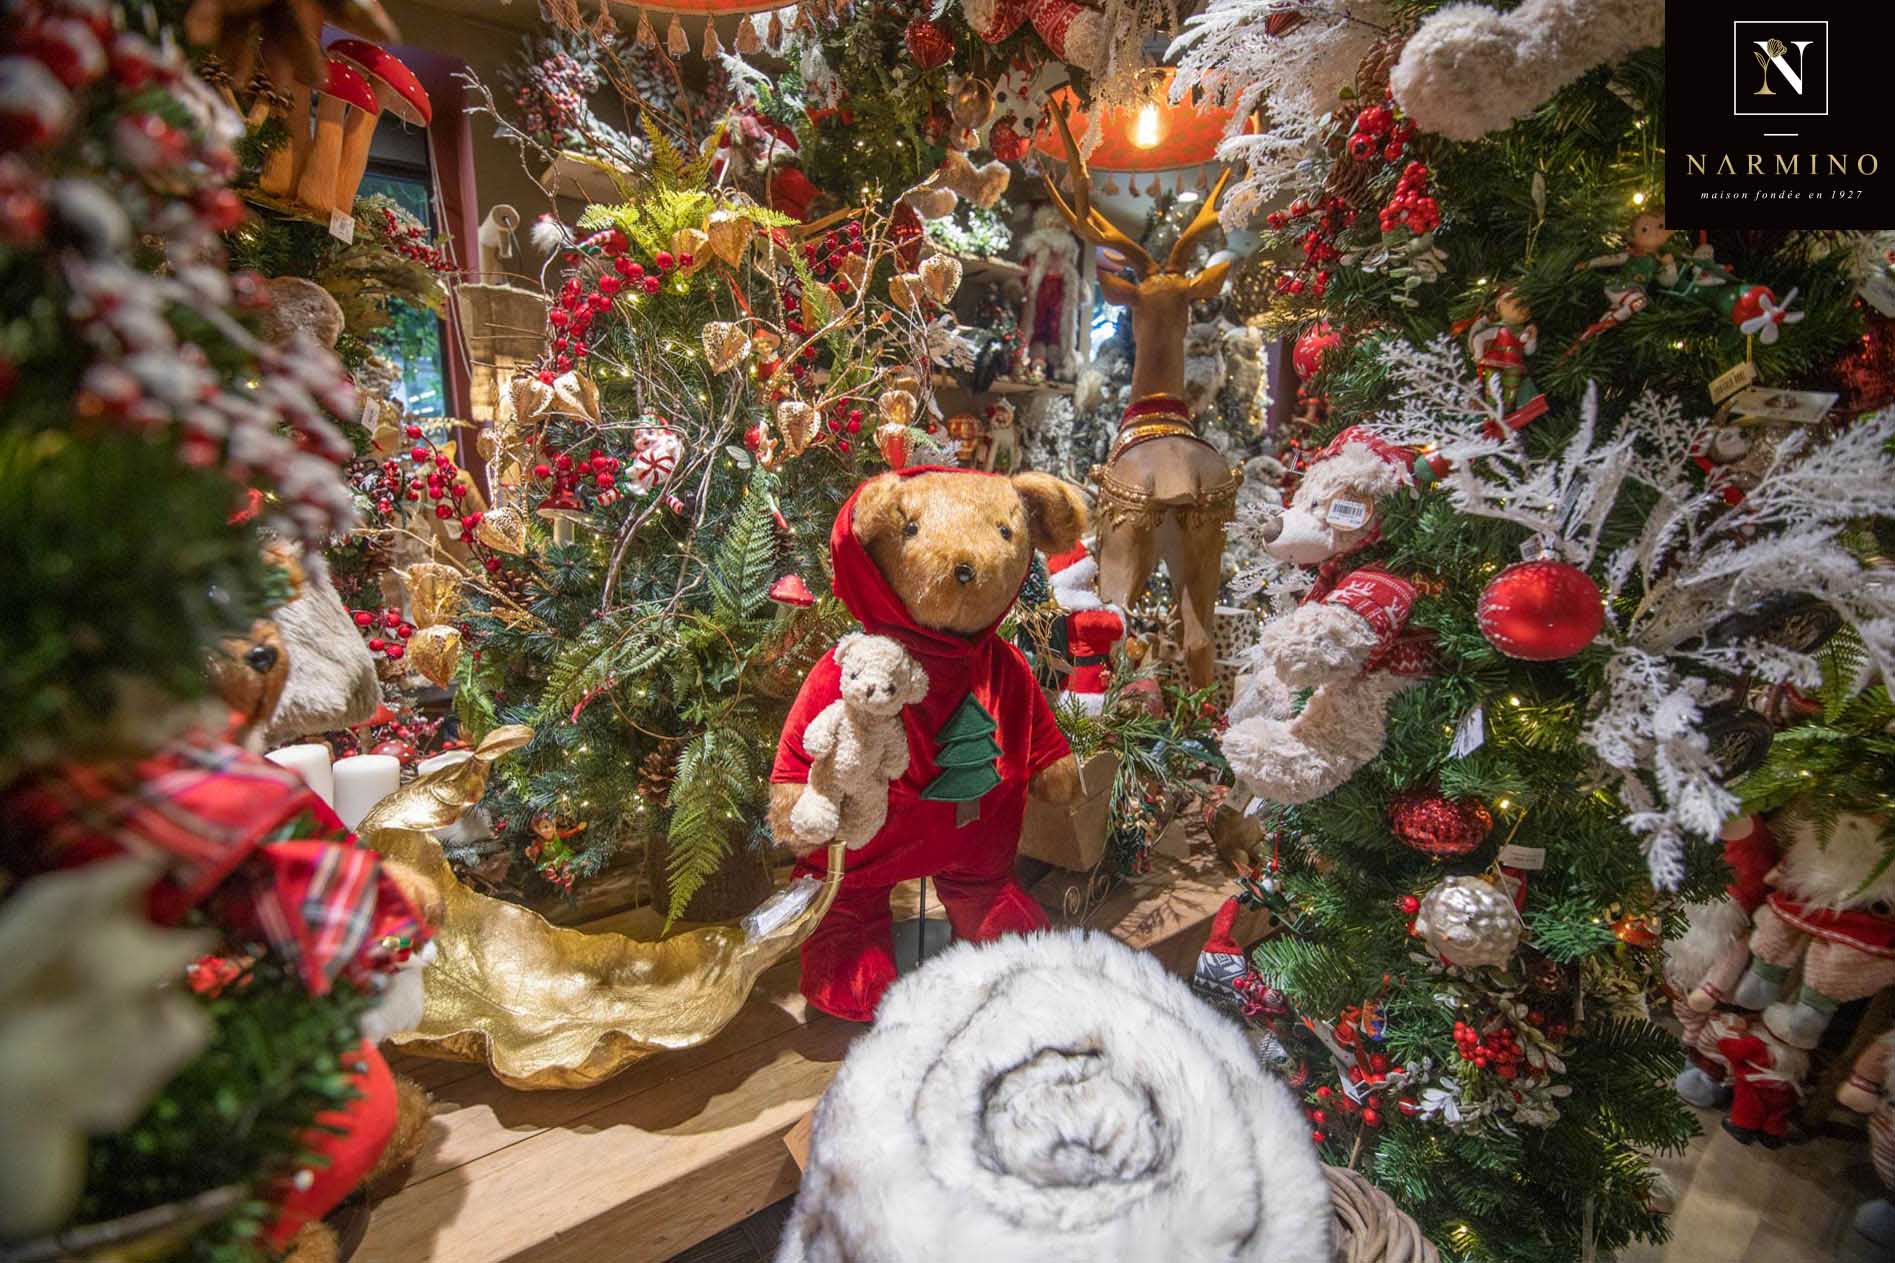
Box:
538;151;632;204
362;848;1229;1263
930;372;1076;397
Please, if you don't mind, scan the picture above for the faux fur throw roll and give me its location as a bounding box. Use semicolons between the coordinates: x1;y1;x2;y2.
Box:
777;931;1332;1263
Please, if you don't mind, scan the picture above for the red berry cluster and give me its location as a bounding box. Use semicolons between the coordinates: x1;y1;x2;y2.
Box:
351;605;414;662
1346;98;1418;164
368;424;472;518
781;219;866;323
513;51;596;147
1379;163;1440;238
821;402;866;455
1452;1020;1531;1079
377;206;451;271
1264;194;1353;297
544;226;679;372
532;444;622;508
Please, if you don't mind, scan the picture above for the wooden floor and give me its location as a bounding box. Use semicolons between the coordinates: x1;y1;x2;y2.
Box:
1624;1103;1888;1263
359;852;1231;1263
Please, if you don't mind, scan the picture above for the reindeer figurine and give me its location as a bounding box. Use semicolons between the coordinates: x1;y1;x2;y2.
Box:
1041;106;1242;688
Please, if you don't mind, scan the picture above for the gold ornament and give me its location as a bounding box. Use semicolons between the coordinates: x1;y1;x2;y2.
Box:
890;272;922;311
475;430;496;463
949;75;995;130
508;372;556;429
401;562;464;628
875;422;912;468
750;327;783;359
406;623;462;687
356;727;846;1090
919;254;962;304
475;504;528;554
1413;876;1523;970
701;321;749;373
878;388;917;428
671;226;710;273
705;209;753;267
885;366;924;397
776;400;820;457
834;252;868;291
802;282;841;327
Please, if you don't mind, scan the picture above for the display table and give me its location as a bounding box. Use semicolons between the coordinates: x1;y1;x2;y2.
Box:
360;849;1230;1263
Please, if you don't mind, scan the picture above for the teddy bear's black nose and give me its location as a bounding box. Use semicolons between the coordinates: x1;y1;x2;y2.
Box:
244;644;280;674
954;562;975;585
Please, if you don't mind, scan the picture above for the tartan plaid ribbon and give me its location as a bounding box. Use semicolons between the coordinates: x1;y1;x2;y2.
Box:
3;731;421;994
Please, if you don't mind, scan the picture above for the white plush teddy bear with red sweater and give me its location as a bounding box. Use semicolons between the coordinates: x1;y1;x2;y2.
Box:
1224;428;1427;804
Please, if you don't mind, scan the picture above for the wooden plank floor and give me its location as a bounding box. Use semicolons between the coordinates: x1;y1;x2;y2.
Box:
358;851;1230;1263
1623;1104;1886;1263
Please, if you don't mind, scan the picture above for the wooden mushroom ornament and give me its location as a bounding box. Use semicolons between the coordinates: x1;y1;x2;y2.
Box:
326;39;431;214
293;56;377;216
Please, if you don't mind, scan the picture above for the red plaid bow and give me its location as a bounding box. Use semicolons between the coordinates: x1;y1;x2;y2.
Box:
4;731;421;994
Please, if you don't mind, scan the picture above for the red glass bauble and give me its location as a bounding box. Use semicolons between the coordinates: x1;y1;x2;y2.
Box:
1476;560;1604;660
1389;790;1492;858
903;17;953;69
1292;320;1340;380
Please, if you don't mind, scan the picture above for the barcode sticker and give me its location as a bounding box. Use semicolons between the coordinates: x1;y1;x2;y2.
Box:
1326;496;1369;529
329;212;355;244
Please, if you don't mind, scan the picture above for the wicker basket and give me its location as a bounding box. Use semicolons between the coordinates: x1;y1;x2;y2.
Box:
1327;1166;1441;1263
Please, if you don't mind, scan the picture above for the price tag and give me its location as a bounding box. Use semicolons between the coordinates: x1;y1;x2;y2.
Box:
1518;535;1550;561
328;211;355;244
1707;360;1757;406
1326;496;1369;529
1498;844;1546;871
359;395;378;428
1861;272;1895;318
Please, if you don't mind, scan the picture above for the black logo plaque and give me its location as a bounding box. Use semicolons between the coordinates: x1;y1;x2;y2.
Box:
1666;3;1895;228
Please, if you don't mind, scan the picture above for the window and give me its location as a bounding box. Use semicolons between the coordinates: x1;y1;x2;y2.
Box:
361;116;449;430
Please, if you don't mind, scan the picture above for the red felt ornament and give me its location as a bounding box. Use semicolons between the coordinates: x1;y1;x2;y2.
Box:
903;17;954;69
1388;790;1492;858
1476;560;1604;660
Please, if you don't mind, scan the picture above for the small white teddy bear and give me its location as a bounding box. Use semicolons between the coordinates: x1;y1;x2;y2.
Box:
790;634;930;848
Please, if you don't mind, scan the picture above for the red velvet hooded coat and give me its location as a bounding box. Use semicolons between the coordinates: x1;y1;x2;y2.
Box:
771;468;1068;1017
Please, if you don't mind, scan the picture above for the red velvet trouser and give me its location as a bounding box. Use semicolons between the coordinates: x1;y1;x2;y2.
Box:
1728;1079;1798;1138
799;867;1048;1021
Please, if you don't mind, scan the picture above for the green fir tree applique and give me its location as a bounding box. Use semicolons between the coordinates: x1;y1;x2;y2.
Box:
921;695;1002;821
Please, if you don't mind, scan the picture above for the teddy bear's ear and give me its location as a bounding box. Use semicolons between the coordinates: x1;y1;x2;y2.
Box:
1012;473;1087;555
832;631;864;665
850;474;905;548
895;653;930;705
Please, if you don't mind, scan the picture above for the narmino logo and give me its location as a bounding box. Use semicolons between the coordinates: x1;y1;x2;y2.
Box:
1732;20;1828;117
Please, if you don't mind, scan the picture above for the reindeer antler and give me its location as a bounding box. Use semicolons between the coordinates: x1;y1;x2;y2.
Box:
1164;166;1231;273
1039;102;1156;278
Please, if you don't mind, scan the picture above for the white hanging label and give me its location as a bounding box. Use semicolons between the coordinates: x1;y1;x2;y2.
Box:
1450;705;1486;758
1498;844;1546;871
1861;272;1895;318
329;211;355;244
1326;496;1370;529
359;395;378;428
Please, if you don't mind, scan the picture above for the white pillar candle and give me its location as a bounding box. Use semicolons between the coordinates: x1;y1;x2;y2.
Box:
265;743;334;807
332;754;401;831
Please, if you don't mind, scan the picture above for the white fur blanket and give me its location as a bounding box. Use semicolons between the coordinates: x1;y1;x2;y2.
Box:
777;930;1332;1263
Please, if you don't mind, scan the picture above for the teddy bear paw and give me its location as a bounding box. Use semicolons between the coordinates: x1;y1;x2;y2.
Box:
1261;602;1382;688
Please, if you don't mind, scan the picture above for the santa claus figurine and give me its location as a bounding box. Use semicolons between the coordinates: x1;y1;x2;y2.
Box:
1713;1012;1808;1148
1018;205;1081;380
1045;542;1124;715
1666;813;1781;1107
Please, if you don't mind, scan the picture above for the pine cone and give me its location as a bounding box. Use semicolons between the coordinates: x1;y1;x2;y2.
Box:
638;738;681;800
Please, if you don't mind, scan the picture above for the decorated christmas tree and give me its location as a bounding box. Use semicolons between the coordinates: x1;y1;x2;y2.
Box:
0;0;424;1256
1174;4;1895;1260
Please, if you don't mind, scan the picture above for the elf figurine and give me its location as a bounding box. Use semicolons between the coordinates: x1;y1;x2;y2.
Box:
1578;207;1684;337
1714;1012;1808;1148
1466;286;1546;427
1044;542;1125;714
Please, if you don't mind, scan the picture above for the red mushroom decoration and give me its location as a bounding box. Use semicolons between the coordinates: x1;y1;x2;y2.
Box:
294;57;377;216
325;39;431;215
768;574;816;607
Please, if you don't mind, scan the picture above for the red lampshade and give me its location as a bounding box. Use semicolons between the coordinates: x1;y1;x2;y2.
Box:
1034;74;1245;173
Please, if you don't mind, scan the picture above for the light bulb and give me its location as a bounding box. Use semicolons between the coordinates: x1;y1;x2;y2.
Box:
1131;101;1163;150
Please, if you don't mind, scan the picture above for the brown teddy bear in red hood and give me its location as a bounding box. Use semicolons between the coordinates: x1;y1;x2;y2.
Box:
770;466;1087;1020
